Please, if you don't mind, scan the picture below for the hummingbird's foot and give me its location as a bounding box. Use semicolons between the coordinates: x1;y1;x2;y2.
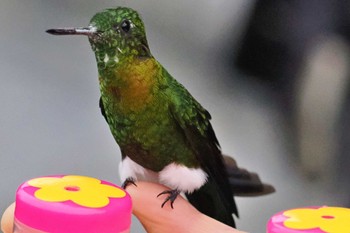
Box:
157;189;181;209
122;177;137;189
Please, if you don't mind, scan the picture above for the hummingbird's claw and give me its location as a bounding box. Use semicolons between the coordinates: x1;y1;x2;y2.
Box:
122;177;137;189
157;189;180;209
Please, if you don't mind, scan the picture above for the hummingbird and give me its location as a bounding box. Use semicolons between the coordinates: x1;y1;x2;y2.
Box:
47;7;274;228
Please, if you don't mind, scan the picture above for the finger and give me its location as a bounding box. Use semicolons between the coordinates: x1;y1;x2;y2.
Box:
126;182;246;233
126;181;198;233
1;203;15;233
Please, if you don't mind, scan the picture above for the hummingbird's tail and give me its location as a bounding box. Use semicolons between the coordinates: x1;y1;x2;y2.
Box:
223;155;275;197
186;155;275;228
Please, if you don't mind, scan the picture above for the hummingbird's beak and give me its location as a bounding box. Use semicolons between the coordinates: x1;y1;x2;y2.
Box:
46;26;96;36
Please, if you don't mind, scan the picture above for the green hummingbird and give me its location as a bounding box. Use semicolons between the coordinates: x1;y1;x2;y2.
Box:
47;7;274;228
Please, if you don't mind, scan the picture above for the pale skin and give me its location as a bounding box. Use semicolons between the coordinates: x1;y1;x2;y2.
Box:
1;182;246;233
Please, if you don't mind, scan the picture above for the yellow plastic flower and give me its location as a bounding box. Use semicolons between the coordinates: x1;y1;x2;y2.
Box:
28;175;126;208
283;206;350;233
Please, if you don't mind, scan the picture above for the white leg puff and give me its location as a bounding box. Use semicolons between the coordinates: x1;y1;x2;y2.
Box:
159;163;208;193
119;157;158;183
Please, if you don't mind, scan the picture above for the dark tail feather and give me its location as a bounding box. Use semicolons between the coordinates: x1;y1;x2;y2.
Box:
186;176;236;228
223;155;276;197
185;156;274;228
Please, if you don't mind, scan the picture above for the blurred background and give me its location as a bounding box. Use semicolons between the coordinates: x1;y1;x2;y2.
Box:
1;0;350;232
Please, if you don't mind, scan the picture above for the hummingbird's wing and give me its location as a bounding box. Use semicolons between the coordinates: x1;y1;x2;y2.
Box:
167;77;238;226
99;97;109;124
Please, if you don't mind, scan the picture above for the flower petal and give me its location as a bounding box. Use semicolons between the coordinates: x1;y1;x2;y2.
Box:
28;177;63;188
319;207;350;233
27;175;127;208
284;209;322;229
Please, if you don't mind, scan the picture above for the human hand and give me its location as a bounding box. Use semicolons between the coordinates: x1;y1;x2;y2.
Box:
1;181;246;233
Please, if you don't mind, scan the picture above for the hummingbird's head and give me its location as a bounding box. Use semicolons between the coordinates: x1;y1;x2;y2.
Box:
47;7;151;62
88;7;150;58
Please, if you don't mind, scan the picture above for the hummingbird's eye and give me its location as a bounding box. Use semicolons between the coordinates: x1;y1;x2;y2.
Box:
120;20;131;33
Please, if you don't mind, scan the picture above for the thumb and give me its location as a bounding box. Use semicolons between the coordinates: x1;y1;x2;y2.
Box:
1;202;15;233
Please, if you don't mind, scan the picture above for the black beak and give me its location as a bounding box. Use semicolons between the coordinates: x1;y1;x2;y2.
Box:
46;27;96;36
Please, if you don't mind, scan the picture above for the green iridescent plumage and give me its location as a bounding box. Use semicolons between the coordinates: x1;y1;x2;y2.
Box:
48;7;240;227
90;8;219;172
92;8;237;226
91;7;237;226
47;6;277;228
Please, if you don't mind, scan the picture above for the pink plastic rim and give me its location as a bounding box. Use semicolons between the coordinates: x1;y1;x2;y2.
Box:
15;175;132;233
266;206;350;233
